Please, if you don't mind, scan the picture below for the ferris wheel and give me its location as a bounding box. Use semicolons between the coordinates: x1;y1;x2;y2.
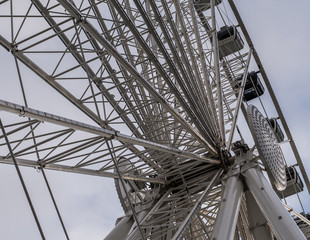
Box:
0;0;309;239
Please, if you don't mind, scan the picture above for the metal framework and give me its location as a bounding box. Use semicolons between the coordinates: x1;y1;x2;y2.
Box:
0;0;309;239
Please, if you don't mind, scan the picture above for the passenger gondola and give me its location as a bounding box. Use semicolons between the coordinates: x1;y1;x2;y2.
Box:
268;118;285;143
278;166;304;198
235;71;265;101
217;25;244;58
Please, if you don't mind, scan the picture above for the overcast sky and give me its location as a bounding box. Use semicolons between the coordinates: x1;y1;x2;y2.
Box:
0;1;309;239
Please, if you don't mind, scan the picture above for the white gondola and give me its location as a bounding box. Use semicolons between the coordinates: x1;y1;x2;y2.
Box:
268;118;285;143
193;0;223;12
217;25;244;58
278;166;304;198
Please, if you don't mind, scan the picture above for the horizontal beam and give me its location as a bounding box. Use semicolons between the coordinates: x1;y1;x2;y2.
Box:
0;99;219;164
0;156;166;184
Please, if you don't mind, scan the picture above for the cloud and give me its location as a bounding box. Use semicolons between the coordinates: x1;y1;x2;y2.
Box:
0;1;309;239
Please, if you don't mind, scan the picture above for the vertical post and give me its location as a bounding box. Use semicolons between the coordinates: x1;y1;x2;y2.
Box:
210;173;244;240
243;166;306;240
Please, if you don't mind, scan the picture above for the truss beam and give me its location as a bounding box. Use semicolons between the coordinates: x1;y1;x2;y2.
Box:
0;156;165;184
0;99;219;164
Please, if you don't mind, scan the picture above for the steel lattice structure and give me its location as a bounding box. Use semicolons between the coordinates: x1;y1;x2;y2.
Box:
0;0;309;239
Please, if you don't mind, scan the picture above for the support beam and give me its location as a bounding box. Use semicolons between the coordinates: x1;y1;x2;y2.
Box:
0;34;101;126
226;49;252;150
284;203;310;226
245;190;273;240
104;216;134;240
0;156;165;184
189;0;219;136
210;171;244;240
0;120;46;239
243;166;306;240
0;99;219;164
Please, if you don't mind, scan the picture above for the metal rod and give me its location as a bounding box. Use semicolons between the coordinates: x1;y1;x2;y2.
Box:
0;155;165;184
189;0;220;136
171;169;223;240
163;0;217;138
227;49;252;150
56;0;218;155
0;119;46;239
210;0;225;148
41;168;70;240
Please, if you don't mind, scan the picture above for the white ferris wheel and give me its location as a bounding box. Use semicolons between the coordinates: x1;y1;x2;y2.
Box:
0;0;309;239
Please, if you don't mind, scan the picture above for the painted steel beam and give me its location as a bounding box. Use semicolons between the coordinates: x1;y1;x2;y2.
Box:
0;156;165;184
243;166;306;240
0;33;159;172
245;190;273;240
0;99;219;164
226;49;252;150
210;172;244;240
